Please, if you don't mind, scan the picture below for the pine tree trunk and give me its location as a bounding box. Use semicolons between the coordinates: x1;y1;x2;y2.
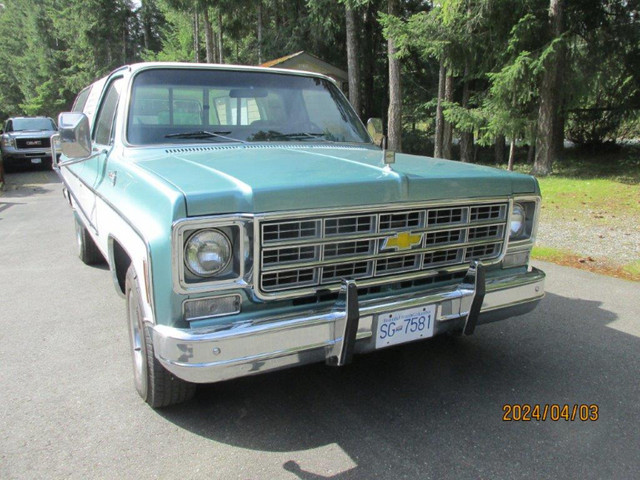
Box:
528;125;536;164
495;135;506;165
203;8;214;63
362;3;376;120
217;11;224;63
141;0;150;51
507;137;516;171
193;8;200;63
527;143;535;164
460;133;473;163
434;59;446;158
460;73;473;163
257;1;263;64
442;73;454;159
346;6;362;118
553;97;565;154
534;0;564;176
386;0;402;151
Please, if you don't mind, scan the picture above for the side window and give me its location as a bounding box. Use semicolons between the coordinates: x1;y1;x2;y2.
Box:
94;78;123;145
72;86;91;113
5;120;12;132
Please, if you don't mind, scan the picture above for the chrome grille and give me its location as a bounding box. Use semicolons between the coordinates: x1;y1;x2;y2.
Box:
376;255;421;274
324;240;375;259
325;215;375;236
262;220;319;242
380;211;422;231
470;204;504;222
262;245;319;266
425;229;464;246
322;262;372;283
258;201;509;295
428;207;465;226
262;268;317;290
466;243;499;260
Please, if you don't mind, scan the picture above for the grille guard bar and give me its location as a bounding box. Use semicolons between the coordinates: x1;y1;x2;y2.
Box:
326;261;486;367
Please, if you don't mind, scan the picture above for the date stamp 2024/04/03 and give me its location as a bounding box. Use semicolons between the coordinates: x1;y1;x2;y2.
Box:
502;404;599;422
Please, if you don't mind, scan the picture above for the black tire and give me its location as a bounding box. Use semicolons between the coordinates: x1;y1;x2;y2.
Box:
41;157;53;170
125;265;196;408
74;215;105;265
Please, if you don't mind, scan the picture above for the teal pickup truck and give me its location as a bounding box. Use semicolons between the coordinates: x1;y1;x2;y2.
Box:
54;62;545;408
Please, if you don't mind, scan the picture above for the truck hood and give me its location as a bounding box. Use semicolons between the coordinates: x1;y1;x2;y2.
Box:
5;130;57;139
132;144;538;216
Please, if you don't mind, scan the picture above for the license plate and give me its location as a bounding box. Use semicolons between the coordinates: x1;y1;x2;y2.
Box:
375;305;435;349
30;158;42;164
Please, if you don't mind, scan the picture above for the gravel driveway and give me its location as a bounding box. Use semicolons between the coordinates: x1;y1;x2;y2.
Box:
536;215;640;265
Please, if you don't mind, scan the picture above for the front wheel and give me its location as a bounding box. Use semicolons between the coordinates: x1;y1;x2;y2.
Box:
125;265;196;408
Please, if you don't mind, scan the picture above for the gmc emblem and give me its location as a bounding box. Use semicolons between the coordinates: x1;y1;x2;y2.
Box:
26;140;42;146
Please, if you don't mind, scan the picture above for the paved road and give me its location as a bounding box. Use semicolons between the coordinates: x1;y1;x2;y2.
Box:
1;168;639;480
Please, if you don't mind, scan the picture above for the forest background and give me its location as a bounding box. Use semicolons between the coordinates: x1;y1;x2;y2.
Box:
0;0;638;176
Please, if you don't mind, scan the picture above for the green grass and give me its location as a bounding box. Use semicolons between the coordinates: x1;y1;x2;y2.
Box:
623;260;640;277
498;144;640;225
531;245;578;262
536;177;640;226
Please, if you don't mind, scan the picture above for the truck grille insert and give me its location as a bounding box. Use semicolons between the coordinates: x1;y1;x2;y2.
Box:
16;137;51;149
258;202;508;295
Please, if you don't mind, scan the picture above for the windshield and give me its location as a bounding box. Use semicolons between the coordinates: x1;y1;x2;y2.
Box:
127;68;371;145
11;118;56;132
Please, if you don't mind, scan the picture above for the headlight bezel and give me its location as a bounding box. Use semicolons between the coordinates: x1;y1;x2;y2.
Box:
172;216;253;294
508;196;540;245
502;196;540;269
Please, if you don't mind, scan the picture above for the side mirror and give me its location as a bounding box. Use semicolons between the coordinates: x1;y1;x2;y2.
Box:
366;118;385;148
58;112;91;161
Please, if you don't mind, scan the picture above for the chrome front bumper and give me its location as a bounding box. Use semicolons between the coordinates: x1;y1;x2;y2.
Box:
152;265;545;384
2;146;52;161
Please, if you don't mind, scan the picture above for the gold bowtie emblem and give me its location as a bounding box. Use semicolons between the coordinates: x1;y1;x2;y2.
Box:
382;232;423;251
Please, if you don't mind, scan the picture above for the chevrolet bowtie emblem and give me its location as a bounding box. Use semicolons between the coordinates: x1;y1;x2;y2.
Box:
382;231;423;251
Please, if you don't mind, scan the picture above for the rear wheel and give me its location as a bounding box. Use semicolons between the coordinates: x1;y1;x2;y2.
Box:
126;265;196;408
74;215;104;265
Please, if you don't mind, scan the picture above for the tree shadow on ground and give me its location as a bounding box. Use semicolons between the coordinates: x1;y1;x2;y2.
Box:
157;292;639;479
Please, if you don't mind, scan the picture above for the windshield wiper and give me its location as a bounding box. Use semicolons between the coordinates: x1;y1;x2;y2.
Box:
164;130;247;144
268;132;329;141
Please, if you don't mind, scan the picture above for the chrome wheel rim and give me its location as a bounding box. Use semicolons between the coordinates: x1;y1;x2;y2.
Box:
75;222;83;250
127;288;147;397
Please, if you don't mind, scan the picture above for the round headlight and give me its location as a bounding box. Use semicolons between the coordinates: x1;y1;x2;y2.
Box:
184;229;232;277
510;203;526;238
